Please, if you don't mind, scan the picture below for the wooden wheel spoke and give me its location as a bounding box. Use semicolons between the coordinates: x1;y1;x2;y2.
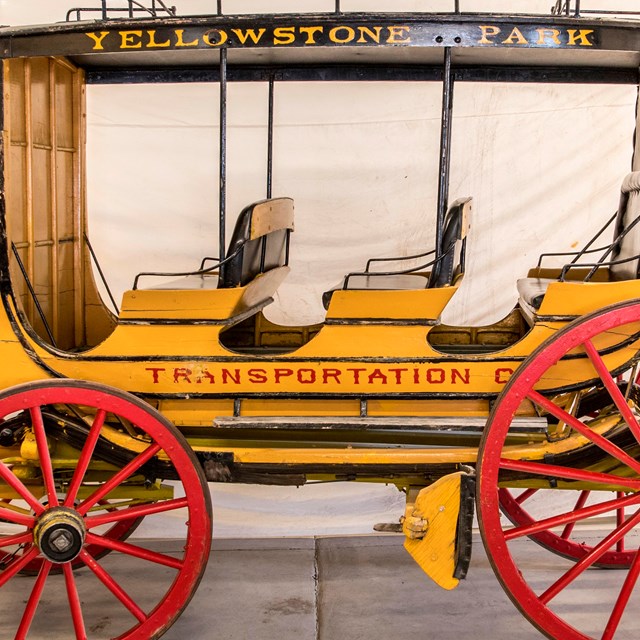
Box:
561;491;590;540
583;339;640;444
504;491;640;542
528;389;640;474
16;560;52;640
77;442;162;515
514;488;538;504
0;531;33;549
64;409;107;507
0;507;35;528
0;546;40;589
499;457;640;490
62;563;87;640
616;492;626;552
85;497;188;529
79;550;147;623
30;407;58;507
85;532;183;570
539;508;640;604
0;461;44;515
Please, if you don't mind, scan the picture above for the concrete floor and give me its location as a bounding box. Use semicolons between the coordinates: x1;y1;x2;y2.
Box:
1;533;638;639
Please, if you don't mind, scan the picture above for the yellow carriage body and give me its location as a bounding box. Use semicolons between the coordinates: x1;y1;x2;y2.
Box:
2;54;640;481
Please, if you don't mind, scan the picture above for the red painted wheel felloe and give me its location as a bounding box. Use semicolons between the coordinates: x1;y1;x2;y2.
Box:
0;379;212;640
478;300;640;640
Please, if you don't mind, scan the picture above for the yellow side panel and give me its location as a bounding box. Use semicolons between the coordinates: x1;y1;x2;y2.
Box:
326;286;459;321
539;280;640;317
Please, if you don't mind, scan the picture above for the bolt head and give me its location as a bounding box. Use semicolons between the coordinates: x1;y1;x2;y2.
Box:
49;529;74;552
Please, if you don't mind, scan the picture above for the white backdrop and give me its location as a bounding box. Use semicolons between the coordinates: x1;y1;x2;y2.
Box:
1;0;639;537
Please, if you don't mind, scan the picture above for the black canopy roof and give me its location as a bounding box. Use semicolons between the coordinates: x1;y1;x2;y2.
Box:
0;12;639;84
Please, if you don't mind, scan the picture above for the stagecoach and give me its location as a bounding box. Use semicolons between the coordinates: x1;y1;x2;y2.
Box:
2;1;640;638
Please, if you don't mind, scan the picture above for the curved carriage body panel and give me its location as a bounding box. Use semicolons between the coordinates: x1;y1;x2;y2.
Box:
3;268;640;400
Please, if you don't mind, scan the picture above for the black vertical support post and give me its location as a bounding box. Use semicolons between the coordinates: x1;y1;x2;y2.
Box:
632;68;640;171
267;76;275;199
101;0;108;19
435;47;454;260
574;0;581;17
217;0;223;15
261;75;272;269
0;64;8;291
219;48;228;262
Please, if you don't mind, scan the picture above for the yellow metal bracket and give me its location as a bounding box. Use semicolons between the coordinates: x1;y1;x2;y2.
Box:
403;471;472;591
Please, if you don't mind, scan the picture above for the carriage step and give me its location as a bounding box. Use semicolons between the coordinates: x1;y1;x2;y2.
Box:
212;416;547;434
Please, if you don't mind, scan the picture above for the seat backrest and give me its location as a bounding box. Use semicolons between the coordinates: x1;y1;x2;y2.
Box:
610;171;640;281
219;197;294;288
427;197;472;288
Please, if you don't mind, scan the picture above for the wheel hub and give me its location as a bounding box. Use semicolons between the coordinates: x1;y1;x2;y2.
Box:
33;506;86;563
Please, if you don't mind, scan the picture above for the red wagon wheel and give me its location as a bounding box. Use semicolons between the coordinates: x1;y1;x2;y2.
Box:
478;300;640;640
0;379;212;640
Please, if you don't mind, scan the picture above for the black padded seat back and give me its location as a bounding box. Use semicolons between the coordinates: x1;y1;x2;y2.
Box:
428;197;472;288
219;198;294;288
610;171;640;281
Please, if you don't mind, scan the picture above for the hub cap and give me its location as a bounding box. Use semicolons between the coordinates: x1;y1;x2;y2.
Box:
33;506;86;563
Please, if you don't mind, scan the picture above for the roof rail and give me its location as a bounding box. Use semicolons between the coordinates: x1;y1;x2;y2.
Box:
552;0;640;19
63;0;640;21
65;0;177;22
211;1;462;16
65;0;467;19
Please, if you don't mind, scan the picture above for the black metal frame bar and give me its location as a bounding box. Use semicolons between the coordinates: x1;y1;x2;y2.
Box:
66;0;176;21
84;232;120;314
85;66;638;87
559;213;640;281
436;47;454;261
561;253;640;281
267;76;275;199
133;241;242;290
537;211;618;267
553;1;640;18
579;10;640;16
365;248;436;272
211;0;463;16
10;243;57;347
70;0;636;21
342;237;458;289
219;48;228;263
